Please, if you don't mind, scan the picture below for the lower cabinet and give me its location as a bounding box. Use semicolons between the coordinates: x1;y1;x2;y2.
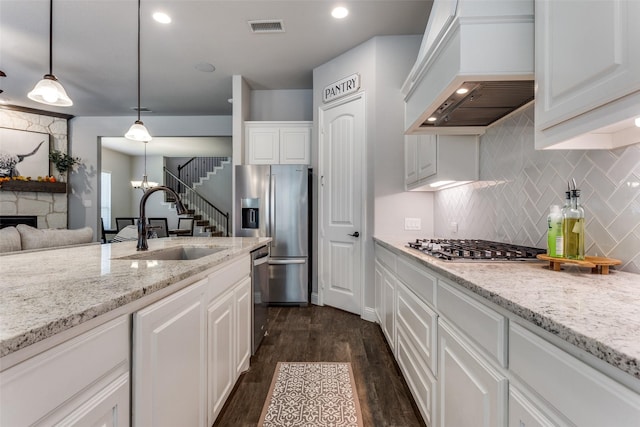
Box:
134;255;252;427
438;319;508;427
208;276;252;424
0;315;130;426
133;278;208;427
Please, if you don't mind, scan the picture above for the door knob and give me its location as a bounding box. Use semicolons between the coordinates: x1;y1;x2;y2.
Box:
348;231;360;238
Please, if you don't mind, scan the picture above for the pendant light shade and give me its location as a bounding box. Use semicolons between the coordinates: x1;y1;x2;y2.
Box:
29;0;72;107
28;74;73;106
131;142;158;191
125;0;152;142
125;120;152;142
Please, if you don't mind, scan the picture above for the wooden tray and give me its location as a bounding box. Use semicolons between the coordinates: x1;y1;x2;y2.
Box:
536;254;622;275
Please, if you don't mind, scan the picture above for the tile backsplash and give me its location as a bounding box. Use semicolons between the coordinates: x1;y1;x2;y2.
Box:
434;105;640;273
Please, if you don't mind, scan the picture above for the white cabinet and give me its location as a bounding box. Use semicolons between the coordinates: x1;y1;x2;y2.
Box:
381;266;397;352
535;0;640;149
208;276;252;425
134;254;252;427
405;134;478;191
134;279;208;427
396;281;438;425
246;121;312;164
1;316;130;427
510;322;640;426
438;319;507;427
208;288;235;423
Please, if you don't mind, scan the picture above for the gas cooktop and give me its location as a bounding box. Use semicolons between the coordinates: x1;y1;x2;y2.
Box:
407;239;546;262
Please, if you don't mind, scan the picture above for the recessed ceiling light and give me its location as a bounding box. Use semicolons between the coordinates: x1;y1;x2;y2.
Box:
153;12;171;24
195;62;216;73
332;6;349;19
635;117;640;127
427;117;437;122
456;88;469;94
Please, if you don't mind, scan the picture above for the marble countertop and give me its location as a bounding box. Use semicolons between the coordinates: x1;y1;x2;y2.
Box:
0;237;271;359
374;237;640;381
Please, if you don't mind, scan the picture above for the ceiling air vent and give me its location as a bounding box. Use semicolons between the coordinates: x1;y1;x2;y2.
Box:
248;20;285;33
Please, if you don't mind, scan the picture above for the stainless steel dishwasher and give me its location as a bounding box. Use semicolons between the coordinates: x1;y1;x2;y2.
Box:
251;245;269;354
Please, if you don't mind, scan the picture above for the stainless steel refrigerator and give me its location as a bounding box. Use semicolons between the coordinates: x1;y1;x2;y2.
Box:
235;165;310;305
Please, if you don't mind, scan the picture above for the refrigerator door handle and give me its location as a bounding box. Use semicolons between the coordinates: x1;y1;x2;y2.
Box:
270;173;276;245
268;258;306;265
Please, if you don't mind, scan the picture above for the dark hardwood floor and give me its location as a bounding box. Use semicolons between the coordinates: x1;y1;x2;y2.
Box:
213;305;426;427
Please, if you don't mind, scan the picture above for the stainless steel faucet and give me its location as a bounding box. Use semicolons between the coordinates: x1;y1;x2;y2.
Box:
137;185;188;251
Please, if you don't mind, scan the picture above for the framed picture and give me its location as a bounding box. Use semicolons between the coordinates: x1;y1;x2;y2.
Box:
0;128;51;178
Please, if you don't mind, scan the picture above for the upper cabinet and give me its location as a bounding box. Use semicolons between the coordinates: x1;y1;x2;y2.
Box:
535;0;640;150
405;134;478;191
246;121;312;165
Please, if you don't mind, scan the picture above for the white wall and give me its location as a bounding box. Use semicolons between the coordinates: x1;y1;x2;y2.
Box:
100;147;132;230
69;115;232;239
313;35;426;315
250;89;313;121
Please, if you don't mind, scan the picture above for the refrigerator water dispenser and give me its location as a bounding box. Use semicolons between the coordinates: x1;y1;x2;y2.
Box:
241;198;260;229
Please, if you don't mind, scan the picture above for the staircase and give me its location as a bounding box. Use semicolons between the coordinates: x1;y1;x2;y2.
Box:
163;158;231;237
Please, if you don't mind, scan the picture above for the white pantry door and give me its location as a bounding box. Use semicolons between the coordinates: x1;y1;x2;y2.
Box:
319;93;365;315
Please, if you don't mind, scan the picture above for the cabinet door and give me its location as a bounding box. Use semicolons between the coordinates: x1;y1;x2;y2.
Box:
382;267;397;352
248;127;279;164
404;135;419;185
280;127;311;164
416;134;436;180
509;383;564;427
134;280;207;427
535;0;640;131
438;319;507;427
208;290;235;425
374;260;384;324
235;276;252;376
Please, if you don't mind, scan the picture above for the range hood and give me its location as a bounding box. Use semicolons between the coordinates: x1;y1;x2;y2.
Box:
403;0;535;135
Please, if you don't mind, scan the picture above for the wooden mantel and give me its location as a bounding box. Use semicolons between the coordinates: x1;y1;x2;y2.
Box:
0;181;67;193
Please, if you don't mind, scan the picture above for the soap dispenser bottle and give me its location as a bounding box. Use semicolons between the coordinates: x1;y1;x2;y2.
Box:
563;180;585;260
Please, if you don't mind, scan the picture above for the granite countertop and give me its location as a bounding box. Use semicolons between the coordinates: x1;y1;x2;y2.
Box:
0;237;271;359
374;237;640;381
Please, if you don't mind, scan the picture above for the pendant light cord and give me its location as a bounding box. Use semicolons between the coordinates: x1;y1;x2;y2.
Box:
48;0;53;75
137;0;141;122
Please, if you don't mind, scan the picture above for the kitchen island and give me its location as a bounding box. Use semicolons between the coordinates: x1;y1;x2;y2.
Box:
374;236;640;426
0;236;269;426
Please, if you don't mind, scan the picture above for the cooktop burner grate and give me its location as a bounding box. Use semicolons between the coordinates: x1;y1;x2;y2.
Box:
407;238;546;261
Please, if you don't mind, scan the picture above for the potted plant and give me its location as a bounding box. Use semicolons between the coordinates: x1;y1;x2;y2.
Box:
49;150;81;182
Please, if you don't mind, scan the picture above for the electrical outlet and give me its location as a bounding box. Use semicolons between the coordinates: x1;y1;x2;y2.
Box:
405;217;422;231
450;221;458;233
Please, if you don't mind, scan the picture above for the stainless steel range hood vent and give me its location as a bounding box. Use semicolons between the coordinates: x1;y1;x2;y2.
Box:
423;81;534;128
403;0;534;135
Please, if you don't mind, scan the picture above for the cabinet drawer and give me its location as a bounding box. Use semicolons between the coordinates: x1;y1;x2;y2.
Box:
376;245;396;273
396;282;437;375
396;256;436;307
208;254;250;301
437;280;507;367
0;316;129;426
375;243;396;271
510;323;640;427
397;328;437;427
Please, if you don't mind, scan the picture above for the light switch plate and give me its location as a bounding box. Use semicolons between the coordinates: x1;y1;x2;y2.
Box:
405;217;421;230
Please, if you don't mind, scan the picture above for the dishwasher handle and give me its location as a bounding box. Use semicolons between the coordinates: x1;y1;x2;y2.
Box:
253;254;270;267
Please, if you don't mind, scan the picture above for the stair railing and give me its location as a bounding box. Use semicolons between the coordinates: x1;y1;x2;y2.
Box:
163;167;230;237
177;157;230;189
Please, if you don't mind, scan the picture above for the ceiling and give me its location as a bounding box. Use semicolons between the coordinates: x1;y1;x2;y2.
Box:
102;136;231;156
0;0;431;118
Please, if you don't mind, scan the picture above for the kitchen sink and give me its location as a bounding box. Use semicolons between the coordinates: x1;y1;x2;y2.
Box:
115;246;227;261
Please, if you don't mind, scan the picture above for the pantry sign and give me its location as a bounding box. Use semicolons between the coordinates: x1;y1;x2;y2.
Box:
323;73;360;103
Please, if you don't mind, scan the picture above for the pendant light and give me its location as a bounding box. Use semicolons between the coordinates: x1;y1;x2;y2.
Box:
131;142;158;191
125;0;152;142
27;0;73;107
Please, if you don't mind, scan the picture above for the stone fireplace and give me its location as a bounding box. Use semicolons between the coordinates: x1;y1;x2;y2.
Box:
0;107;70;228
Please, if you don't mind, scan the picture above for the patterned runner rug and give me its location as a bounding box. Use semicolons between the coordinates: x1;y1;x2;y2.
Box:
258;362;363;427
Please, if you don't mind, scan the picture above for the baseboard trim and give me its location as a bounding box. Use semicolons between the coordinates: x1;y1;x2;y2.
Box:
361;306;377;323
310;292;319;306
